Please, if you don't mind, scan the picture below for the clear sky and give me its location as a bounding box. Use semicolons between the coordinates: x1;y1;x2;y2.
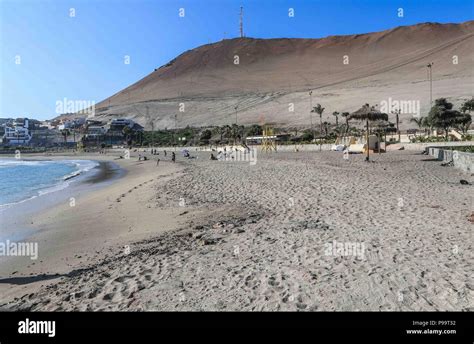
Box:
1;0;473;120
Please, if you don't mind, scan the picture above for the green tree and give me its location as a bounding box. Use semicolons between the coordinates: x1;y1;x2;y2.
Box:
311;104;325;136
459;98;473;134
410;116;424;129
230;124;244;144
341;112;351;134
60;129;70;143
200;129;212;141
301;131;314;142
211;126;222;143
332;111;339;127
323;121;330;137
422;116;433;136
122;126;133;147
410;116;426;135
461;97;474;113
456;113;472;134
245;124;262;137
427;98;463;140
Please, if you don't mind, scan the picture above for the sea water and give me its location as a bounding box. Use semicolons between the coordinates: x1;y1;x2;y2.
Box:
0;159;99;208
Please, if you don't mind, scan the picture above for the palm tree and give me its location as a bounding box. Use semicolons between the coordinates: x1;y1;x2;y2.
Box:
410;116;425;136
391;109;401;142
322;121;330;138
311;104;325;135
410;117;424;129
148;121;156;147
375;120;396;153
60;129;70;144
122;126;133;148
332;111;339;127
349;104;388;161
422;116;433;136
341;112;351;135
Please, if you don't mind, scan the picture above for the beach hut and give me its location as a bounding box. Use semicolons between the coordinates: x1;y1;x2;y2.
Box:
349;104;388;161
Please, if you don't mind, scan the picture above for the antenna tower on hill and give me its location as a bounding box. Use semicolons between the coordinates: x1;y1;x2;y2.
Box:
240;6;244;38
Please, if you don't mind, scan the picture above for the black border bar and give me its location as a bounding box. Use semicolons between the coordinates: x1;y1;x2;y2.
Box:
0;311;472;342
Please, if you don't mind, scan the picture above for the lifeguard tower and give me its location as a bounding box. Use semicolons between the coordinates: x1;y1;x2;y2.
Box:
261;126;277;152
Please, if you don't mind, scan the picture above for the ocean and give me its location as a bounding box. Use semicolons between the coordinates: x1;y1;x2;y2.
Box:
0;159;99;208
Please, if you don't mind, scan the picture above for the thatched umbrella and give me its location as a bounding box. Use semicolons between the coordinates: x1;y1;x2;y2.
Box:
374;120;396;154
375;121;397;154
349;104;388;161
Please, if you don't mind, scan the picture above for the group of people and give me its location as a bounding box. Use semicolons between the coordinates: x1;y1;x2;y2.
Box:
136;149;175;166
157;151;175;166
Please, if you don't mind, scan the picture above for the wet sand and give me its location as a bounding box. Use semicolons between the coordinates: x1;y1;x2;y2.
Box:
0;151;183;304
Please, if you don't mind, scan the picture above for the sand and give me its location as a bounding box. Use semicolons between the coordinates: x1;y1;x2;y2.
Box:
1;149;472;311
0;150;183;304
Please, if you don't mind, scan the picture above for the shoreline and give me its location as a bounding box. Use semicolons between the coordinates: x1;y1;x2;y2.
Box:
0;151;185;304
0;158;123;243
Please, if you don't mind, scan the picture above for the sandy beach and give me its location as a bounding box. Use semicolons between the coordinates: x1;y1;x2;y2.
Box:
0;150;184;305
0;149;472;311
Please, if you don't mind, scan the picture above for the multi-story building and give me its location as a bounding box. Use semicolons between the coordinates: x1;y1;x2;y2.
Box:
2;118;32;145
109;118;143;132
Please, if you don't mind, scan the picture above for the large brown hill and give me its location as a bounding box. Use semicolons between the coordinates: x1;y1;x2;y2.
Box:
91;21;474;130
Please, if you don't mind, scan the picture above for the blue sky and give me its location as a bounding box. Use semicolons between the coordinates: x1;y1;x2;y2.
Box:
1;0;473;120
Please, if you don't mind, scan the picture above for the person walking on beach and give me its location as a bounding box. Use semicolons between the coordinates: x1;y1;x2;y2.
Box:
171;152;176;163
156;158;160;166
164;150;167;157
